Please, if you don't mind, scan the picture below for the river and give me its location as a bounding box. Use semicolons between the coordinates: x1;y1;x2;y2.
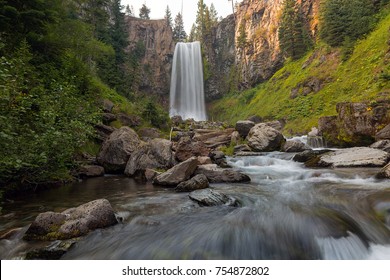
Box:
1;152;389;259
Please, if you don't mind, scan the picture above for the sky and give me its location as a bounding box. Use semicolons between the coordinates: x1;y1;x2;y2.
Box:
121;0;243;33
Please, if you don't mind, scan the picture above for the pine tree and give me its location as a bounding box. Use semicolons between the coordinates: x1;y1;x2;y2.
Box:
125;4;134;16
195;0;206;41
188;24;196;42
173;12;187;42
278;0;312;59
209;3;219;26
164;5;173;27
237;21;247;49
139;4;151;19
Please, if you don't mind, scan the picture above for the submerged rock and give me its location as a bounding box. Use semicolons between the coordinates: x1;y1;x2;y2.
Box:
25;239;77;260
293;149;332;166
24;199;118;241
195;164;251;183
77;165;105;178
189;189;239;207
175;174;209;192
97;127;141;173
247;123;285;152
153;157;199;186
317;147;390;168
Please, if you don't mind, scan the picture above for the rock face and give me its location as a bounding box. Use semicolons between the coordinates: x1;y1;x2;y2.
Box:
189;189;239;207
195;164;251;183
24;199;117;240
175;174;209;192
282;140;311;153
124;138;175;177
235;120;255;138
193;128;235;148
97;127;141;173
376;163;390;179
317;147;390;168
153;157;199;186
175;136;210;162
247;123;285;152
125;16;174;101
319;101;390;147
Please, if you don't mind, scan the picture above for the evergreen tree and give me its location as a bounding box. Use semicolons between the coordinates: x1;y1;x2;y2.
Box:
125;4;134;16
173;13;187;42
278;0;312;59
195;0;206;40
164;5;173;27
188;24;196;42
139;3;151;19
209;3;219;26
320;0;376;47
237;21;247;49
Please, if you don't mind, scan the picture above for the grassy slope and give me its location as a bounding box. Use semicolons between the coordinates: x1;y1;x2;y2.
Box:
209;11;390;135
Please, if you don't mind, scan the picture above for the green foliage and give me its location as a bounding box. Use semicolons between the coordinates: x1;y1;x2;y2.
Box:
237;22;248;50
320;0;377;47
278;0;313;59
142;101;170;129
0;42;99;185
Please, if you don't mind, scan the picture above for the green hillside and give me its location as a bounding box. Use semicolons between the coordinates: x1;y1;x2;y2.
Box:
209;10;390;135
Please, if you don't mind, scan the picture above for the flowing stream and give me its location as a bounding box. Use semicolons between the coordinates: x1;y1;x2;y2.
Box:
1;152;390;259
169;41;207;121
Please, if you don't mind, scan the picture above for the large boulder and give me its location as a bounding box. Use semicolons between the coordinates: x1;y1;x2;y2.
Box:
94;124;115;142
175;174;209;192
195;164;251;183
370;140;390;153
292;149;332;163
247;123;285;152
376;163;390;179
175;136;210;162
235;120;255;138
97;127;141;173
124;138;175;177
319;101;390;147
282;140;311;153
153;157;199;186
24;199;117;241
189;189;239;207
317;147;390;168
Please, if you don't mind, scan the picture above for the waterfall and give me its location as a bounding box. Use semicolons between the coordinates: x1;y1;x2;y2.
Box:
169;41;207;121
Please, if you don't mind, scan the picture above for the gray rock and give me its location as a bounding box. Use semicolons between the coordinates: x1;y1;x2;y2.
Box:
124;138;175;177
230;131;241;146
318;147;390;168
78;165;105;178
189;189;239;207
117;113;142;127
247;123;285;152
175;174;209;192
282;140;311;153
235;120;255;138
94;123;115;142
197;156;212;165
195;164;251;183
24;199;117;241
193;128;235;149
370;140;390;153
102;113;117;124
102;99;114;113
376;124;390;141
264;120;284;131
153;157;199;186
25;240;77;260
138;127;161;140
292;149;332;163
175;136;210;162
376;163;390;179
308;127;319;137
97;127;141;173
144;169;160;181
247;115;263;124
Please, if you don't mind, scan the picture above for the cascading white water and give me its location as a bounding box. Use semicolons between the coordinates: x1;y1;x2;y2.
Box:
169;41;207;121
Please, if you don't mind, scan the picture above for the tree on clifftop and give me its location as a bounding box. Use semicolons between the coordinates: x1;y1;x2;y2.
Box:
139;3;150;19
173;12;187;42
164;5;173;27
